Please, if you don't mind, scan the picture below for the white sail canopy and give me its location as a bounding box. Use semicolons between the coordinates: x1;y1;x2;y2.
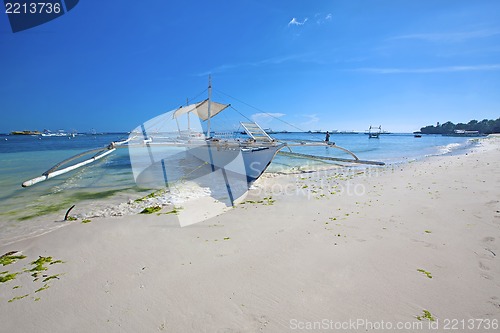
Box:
172;99;230;121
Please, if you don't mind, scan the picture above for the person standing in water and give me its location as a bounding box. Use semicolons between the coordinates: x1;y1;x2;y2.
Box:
325;131;330;143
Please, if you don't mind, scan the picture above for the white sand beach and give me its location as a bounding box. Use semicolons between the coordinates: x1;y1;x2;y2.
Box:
1;136;499;332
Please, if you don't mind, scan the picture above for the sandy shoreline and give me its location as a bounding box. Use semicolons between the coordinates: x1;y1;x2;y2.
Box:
1;136;499;332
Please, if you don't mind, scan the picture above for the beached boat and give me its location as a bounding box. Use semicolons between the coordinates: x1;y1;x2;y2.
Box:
22;77;385;199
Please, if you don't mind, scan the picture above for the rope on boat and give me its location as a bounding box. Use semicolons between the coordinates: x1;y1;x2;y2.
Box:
21;146;116;187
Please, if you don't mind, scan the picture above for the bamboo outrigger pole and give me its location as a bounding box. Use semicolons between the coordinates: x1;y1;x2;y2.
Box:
282;141;386;166
278;151;385;166
22;147;116;187
22;137;133;187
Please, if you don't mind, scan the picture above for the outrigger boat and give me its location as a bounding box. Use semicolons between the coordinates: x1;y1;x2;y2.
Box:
22;77;385;207
366;125;382;139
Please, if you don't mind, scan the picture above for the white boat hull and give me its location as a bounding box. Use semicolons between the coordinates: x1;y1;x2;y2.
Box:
187;142;284;182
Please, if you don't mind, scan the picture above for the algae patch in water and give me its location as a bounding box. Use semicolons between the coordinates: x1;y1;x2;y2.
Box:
135;189;168;202
71;188;127;201
17;189;130;221
17;201;73;221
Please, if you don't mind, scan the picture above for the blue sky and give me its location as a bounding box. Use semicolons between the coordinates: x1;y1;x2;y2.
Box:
1;0;499;133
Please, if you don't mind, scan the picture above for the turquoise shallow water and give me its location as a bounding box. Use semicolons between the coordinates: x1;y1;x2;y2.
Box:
0;132;475;244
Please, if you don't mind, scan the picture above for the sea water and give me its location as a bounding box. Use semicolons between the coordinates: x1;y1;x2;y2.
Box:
0;132;476;245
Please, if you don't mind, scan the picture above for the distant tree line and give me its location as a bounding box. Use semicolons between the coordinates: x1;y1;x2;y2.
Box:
420;117;500;134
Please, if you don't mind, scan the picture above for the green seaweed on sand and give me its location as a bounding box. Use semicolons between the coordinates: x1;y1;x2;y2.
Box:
416;310;435;321
28;256;54;280
417;269;433;279
140;206;162;214
42;274;61;283
66;216;77;221
239;197;275;206
135;192;158;202
0;272;18;283
424;230;432;233
240;200;261;204
2;255;65;303
263;197;275;205
164;207;182;215
81;219;92;224
223;237;231;240
0;252;27;266
8;294;29;303
34;284;50;293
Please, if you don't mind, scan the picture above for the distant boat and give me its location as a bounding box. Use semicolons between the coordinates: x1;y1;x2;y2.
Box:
366;125;382;139
338;130;359;134
413;131;422;138
41;129;74;137
443;130;486;137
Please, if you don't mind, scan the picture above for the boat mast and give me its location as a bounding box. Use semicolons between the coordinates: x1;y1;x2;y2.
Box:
187;98;190;136
206;75;212;138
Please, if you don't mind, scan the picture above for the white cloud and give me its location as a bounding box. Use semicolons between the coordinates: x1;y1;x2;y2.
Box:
352;64;500;74
197;53;313;76
302;114;320;127
250;113;286;129
391;29;500;42
251;113;286;123
288;17;308;27
315;13;332;24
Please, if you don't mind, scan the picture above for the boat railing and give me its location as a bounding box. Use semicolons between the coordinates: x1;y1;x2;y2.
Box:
213;131;236;139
